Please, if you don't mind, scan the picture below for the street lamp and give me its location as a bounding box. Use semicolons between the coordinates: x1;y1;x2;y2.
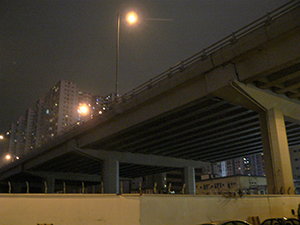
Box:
5;154;11;161
115;11;138;100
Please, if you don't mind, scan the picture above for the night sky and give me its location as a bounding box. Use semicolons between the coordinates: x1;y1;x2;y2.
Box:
0;0;289;134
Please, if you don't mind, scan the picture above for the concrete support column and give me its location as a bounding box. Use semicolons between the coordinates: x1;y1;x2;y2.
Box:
184;166;196;194
45;176;55;193
102;159;119;194
13;182;23;193
259;108;294;194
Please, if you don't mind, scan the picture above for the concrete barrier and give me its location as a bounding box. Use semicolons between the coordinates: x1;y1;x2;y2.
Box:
0;194;299;225
140;195;300;225
0;194;140;225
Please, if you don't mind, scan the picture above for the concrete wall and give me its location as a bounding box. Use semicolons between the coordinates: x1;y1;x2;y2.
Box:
0;194;140;225
140;195;300;225
1;194;300;225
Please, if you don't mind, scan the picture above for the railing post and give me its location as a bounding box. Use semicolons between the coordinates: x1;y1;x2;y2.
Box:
44;181;48;194
82;182;85;193
26;181;29;193
63;182;66;194
139;182;142;195
168;183;172;194
8;181;11;193
182;183;186;194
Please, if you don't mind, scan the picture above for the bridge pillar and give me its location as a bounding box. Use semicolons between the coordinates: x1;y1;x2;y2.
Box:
45;176;55;193
102;159;119;194
259;108;294;194
184;166;196;194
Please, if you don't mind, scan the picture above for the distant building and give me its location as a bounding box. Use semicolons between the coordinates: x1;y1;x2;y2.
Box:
8;123;18;156
209;154;265;178
196;175;267;195
42;80;79;142
77;90;92;124
34;98;45;148
15;116;26;157
6;79;96;156
289;146;300;193
24;108;36;155
91;95;105;118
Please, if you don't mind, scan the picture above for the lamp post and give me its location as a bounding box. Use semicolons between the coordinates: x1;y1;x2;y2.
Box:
115;12;137;100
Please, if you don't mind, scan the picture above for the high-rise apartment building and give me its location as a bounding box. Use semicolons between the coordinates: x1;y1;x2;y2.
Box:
34;98;45;148
15;116;26;157
8;115;27;157
6;79;95;158
289;146;300;192
8;123;17;156
208;154;266;178
42;80;79;143
24;108;36;155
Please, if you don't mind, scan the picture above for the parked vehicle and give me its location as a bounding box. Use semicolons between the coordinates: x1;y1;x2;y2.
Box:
260;218;300;225
199;220;252;225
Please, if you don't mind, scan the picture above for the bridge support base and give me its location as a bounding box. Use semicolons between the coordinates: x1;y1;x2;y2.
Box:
259;108;294;194
102;159;119;194
184;166;196;194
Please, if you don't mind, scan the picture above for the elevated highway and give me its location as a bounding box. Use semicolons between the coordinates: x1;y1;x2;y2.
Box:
1;1;300;194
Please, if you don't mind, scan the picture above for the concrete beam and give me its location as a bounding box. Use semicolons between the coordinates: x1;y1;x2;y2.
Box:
0;164;22;181
226;82;296;194
235;81;300;121
24;139;78;170
74;148;209;169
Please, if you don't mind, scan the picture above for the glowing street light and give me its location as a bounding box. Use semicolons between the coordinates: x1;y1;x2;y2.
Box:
0;135;4;140
116;11;138;100
78;105;89;115
5;154;11;160
77;103;91;125
127;12;138;24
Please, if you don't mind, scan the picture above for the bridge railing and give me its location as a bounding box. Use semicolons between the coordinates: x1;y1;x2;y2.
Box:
119;0;300;102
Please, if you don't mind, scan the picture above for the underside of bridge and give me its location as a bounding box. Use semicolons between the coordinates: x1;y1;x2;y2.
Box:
2;85;300;193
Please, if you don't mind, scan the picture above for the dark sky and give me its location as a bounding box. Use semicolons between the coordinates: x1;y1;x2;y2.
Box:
0;0;289;134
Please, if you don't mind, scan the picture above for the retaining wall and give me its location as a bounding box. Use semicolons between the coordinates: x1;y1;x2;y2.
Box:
0;194;300;225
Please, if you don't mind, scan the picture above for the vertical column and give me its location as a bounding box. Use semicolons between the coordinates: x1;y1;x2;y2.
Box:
45;176;55;193
184;166;196;194
102;159;119;194
259;108;294;194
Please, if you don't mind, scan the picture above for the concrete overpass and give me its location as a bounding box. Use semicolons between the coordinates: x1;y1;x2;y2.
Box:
1;1;300;195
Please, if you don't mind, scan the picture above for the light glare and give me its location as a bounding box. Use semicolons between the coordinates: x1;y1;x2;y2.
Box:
78;104;89;115
127;12;137;24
